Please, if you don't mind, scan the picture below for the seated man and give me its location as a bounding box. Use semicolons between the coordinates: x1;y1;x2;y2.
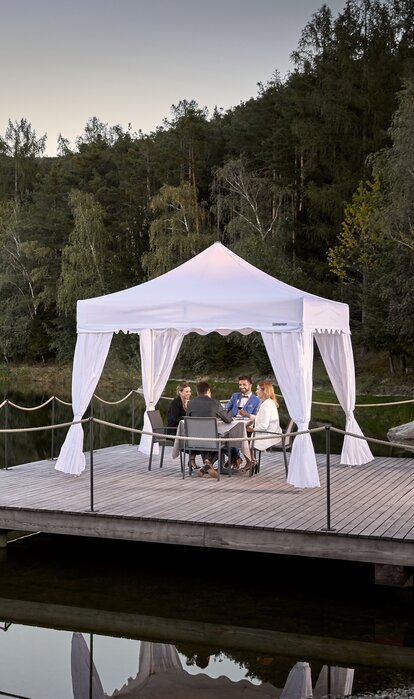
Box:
186;381;231;478
225;374;260;468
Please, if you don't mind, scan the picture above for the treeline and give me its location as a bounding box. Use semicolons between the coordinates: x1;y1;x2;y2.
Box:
0;0;413;374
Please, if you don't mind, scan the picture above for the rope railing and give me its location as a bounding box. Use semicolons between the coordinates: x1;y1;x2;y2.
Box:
0;390;141;412
1;413;412;451
0;418;86;434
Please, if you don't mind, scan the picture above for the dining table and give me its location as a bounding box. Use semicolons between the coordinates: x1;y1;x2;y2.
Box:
171;417;252;463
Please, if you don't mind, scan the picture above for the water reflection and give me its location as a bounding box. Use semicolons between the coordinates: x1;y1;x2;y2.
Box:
0;624;354;699
0;535;413;698
70;633;355;698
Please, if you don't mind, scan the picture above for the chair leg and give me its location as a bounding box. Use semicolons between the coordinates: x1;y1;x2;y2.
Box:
148;440;154;471
188;450;194;476
160;444;165;468
251;449;260;475
282;446;288;476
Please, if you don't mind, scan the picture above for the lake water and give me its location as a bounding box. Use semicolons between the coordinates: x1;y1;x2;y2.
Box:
0;389;413;697
0;534;413;698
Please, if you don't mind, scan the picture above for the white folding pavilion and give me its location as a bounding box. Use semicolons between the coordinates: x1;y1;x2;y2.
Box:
55;242;373;487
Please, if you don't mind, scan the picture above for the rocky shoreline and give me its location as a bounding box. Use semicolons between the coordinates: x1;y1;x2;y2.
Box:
348;687;414;699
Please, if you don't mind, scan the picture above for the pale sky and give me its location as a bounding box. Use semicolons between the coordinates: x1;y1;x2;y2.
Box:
0;0;345;157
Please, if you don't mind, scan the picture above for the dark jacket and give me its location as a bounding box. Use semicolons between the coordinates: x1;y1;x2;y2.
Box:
186;395;232;423
167;396;186;433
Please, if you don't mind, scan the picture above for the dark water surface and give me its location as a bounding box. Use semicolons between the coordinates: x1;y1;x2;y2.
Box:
0;534;413;698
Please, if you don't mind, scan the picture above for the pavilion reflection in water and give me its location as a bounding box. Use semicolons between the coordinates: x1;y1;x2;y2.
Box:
71;632;354;699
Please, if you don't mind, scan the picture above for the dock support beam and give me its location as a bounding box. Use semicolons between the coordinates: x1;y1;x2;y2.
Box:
375;563;413;587
0;530;7;562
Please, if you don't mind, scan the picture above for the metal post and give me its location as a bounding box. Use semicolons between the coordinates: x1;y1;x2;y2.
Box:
4;401;8;470
50;396;55;460
321;425;336;532
89;417;95;512
131;391;135;445
89;633;93;699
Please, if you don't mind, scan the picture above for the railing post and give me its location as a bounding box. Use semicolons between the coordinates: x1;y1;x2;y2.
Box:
89;416;95;512
50;396;55;460
131;391;135;445
4;400;8;470
89;632;94;699
321;425;336;532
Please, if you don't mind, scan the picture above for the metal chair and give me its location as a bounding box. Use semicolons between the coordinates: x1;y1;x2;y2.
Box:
147;409;171;471
181;417;230;480
252;419;295;477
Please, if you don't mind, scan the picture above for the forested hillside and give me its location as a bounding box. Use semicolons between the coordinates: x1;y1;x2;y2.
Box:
0;0;413;375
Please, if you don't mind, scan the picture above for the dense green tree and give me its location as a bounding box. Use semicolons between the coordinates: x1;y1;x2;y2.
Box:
142;182;215;278
57;189;108;316
0;118;46;202
0;201;42;359
368;74;414;358
288;0;406;290
211;156;291;277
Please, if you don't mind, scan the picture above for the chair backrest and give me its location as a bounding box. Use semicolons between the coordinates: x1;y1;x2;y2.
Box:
283;419;295;449
183;417;219;451
147;409;165;443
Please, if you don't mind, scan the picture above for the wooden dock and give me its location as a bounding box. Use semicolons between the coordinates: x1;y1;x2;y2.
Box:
0;445;413;569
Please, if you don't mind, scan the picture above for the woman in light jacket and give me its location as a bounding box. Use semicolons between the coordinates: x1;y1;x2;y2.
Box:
247;379;282;452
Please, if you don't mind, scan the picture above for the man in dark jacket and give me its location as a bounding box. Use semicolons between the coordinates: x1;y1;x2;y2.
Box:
186;381;231;477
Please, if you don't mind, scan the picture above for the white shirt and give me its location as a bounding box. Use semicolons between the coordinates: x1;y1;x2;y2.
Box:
252;399;282;451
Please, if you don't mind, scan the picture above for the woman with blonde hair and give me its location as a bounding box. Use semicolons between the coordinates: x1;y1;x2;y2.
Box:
247;379;282;452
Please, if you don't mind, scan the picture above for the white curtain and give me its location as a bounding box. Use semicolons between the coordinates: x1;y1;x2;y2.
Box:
262;331;320;488
281;661;313;699
316;332;374;465
55;332;113;476
138;329;185;454
313;665;354;698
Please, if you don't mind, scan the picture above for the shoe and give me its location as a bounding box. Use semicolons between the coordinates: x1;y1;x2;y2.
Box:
206;467;218;478
231;456;242;470
220;462;231;475
241;461;253;477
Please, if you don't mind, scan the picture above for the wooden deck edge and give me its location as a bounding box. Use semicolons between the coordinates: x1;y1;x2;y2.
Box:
1;507;413;566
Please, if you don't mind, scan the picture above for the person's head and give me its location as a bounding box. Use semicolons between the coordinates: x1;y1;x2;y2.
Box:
177;382;191;402
238;374;253;395
194;654;210;669
196;381;211;397
256;380;279;406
